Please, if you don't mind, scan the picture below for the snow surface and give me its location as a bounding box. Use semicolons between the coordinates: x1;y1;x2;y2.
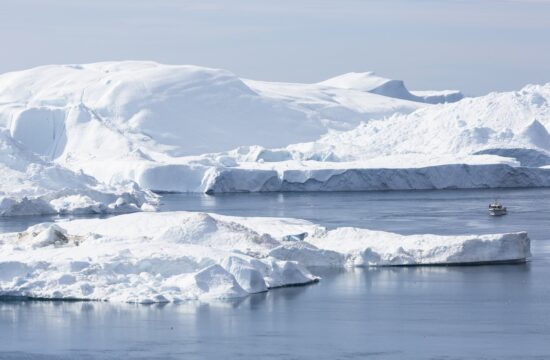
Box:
411;90;464;104
319;72;464;104
292;84;550;161
0;211;530;302
0;129;156;215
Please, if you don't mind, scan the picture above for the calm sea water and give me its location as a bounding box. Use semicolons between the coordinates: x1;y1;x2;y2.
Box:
2;188;550;359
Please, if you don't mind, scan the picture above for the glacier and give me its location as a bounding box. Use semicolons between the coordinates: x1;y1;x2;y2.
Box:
0;211;530;303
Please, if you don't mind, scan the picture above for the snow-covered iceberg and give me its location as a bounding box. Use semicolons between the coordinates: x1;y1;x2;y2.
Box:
0;129;156;216
0;211;530;302
0;62;426;190
201;83;550;193
202;164;550;193
2;61;549;194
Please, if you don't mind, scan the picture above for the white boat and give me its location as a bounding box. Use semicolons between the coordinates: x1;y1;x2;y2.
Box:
489;201;507;216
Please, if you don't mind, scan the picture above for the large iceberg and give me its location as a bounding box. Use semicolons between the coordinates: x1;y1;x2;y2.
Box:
201;83;550;193
0;211;530;303
0;62;426;190
1;61;549;194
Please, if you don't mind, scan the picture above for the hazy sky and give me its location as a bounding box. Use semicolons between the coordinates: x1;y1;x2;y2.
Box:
1;0;549;95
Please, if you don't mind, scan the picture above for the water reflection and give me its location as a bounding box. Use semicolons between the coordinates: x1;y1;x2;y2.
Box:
3;188;550;359
159;188;550;240
1;262;548;359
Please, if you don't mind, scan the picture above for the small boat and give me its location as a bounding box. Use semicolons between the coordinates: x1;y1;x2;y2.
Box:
489;200;507;216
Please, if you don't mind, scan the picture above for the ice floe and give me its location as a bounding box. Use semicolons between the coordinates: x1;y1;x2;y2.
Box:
0;212;530;302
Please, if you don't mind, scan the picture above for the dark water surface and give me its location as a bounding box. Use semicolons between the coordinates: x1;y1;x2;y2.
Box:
2;188;550;359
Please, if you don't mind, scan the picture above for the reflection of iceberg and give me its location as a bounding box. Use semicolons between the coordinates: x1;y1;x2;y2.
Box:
0;211;530;303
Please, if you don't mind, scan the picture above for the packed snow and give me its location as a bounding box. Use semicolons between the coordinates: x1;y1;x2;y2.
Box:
0;129;156;216
0;211;530;302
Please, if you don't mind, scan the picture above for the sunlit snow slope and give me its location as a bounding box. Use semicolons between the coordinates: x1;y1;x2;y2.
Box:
0;62;425;190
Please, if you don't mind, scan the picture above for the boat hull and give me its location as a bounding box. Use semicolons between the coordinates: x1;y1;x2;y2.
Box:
489;209;507;216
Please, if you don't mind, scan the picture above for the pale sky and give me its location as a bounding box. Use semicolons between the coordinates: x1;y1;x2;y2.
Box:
1;0;549;95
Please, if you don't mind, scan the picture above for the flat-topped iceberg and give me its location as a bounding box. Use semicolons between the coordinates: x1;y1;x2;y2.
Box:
0;212;530;303
202;163;550;193
200;83;550;193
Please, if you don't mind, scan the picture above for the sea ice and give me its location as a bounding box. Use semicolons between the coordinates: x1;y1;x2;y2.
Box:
0;212;530;302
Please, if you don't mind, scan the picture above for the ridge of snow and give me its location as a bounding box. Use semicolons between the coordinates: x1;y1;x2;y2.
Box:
285;83;550;161
411;89;465;104
0;62;424;160
319;71;464;104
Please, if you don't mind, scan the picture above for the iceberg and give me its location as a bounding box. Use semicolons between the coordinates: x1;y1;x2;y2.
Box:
0;211;530;303
200;83;550;193
0;130;156;216
202;163;550;193
0;62;426;190
1;61;548;194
